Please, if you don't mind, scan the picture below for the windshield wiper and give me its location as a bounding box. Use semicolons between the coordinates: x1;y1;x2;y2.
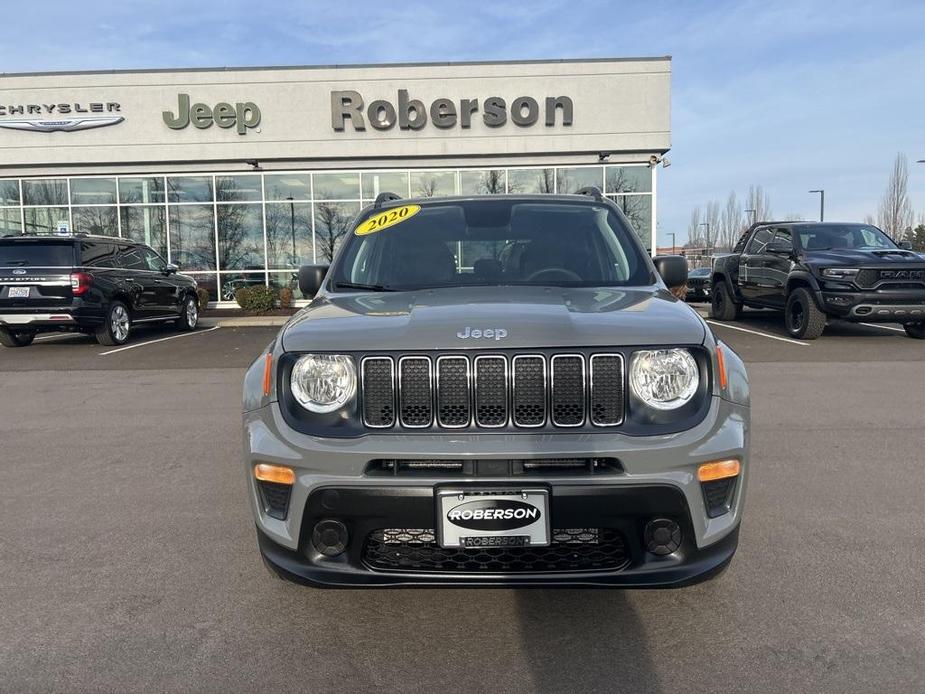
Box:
333;281;399;292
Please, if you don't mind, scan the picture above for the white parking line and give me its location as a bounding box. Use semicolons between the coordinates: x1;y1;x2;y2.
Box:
860;323;906;333
705;320;810;346
98;326;220;355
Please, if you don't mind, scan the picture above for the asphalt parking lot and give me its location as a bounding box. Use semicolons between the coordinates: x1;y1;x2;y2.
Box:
1;315;923;693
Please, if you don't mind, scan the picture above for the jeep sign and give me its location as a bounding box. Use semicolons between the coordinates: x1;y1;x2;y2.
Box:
163;94;261;135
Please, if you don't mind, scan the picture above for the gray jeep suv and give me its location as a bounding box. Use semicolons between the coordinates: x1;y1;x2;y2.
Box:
243;190;750;587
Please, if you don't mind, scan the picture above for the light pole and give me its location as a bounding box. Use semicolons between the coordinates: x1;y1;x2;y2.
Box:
668;232;676;254
809;189;825;222
744;208;756;225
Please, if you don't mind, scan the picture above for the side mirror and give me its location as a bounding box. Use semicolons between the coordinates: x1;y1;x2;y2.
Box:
898;240;913;250
653;255;688;289
298;265;329;298
164;263;179;275
766;241;793;255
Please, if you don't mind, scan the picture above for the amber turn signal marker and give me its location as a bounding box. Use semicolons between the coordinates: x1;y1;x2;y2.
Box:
698;459;740;482
262;353;273;396
715;346;728;390
254;463;295;485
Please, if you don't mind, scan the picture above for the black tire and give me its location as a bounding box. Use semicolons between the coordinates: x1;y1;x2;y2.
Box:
175;294;199;331
95;301;131;346
0;328;35;348
904;322;925;339
710;282;741;321
785;288;826;339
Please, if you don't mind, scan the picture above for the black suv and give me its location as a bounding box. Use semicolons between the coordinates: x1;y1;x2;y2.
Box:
0;234;200;348
711;221;925;339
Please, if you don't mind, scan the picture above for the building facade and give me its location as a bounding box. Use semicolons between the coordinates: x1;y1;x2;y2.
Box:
0;58;671;304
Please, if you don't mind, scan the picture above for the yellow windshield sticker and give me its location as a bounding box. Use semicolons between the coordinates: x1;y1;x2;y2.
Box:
355;205;421;235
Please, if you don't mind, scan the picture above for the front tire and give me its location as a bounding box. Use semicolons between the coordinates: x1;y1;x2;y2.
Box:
95;301;131;346
710;283;741;321
175;295;199;331
0;328;35;348
785;288;826;339
904;322;925;339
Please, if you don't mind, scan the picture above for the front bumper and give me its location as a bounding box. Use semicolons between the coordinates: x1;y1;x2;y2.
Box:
818;289;925;322
244;395;749;587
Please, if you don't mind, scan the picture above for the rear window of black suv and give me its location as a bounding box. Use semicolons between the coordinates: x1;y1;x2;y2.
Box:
0;240;75;267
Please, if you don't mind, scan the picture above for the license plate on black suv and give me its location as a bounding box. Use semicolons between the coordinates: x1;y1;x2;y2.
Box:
436;489;550;548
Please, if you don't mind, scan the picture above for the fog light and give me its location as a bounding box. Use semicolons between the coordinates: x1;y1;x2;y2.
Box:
644;518;681;556
312;519;349;557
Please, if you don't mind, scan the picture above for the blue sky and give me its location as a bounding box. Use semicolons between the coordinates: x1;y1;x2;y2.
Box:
5;0;924;243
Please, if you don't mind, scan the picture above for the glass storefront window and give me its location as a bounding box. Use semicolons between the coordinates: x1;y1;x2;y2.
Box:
313;201;359;263
169;204;215;270
0;207;21;235
313;172;360;200
459;170;506;195
0;180;20;206
218;272;267;302
187;272;218;302
557;166;603;194
263;174;311;201
217;204;265;270
361;171;409;200
167;176;213;203
72;206;118;235
507;168;556;194
265;201;313;269
22;179;68;206
605;166;651;194
70;178;117;205
119;177;165;204
410;171;456;198
216;175;263;202
24;207;68;234
608;194;652;249
120;206;167;258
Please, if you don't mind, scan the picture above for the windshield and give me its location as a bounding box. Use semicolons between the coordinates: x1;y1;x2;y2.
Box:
798;224;897;251
0;241;75;267
330;199;651;291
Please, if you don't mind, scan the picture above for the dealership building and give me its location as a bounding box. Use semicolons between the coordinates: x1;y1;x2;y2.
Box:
0;57;671;304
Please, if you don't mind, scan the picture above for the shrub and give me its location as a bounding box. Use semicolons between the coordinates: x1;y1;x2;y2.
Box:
235;285;277;314
196;287;211;311
278;286;294;308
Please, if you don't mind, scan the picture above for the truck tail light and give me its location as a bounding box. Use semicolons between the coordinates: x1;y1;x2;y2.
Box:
70;272;93;296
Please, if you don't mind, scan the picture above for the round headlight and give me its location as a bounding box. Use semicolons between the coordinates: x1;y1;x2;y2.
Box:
290;354;356;413
629;349;699;410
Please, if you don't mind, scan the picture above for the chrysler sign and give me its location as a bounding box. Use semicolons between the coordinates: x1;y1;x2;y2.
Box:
0;101;123;133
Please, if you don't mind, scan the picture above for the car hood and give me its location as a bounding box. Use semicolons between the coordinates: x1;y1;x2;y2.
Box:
806;249;925;265
281;285;706;352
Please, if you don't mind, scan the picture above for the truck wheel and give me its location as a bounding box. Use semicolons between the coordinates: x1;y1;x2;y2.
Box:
785;288;826;339
710;283;741;321
0;328;35;348
175;295;199;331
904;322;925;339
95;301;132;346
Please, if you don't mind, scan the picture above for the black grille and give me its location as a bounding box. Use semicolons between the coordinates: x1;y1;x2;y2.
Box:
363;527;630;573
702;478;736;518
436;357;470;427
512;355;546;426
361;358;395;427
855;267;925;289
551;355;585;426
474;356;507;427
258;481;292;520
365;457;623;477
399;357;433;427
589;354;624;426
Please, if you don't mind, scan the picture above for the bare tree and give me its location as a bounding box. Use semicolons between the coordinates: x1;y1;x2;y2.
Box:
416;177;439;198
877;153;914;240
717;191;743;251
687;207;703;246
745;185;772;223
703;200;721;250
864;213;877;225
538;169;556;193
314;202;352;263
481;170;505;194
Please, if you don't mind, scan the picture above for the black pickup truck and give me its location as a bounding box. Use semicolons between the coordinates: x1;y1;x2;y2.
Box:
710;221;925;339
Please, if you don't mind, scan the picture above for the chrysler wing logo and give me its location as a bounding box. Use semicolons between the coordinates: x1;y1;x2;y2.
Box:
0;116;124;133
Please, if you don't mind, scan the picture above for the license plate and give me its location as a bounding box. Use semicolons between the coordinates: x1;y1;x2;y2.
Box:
8;286;30;298
437;489;550;548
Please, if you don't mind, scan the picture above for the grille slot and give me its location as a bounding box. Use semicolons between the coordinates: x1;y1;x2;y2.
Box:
589;354;625;426
363;527;630;573
361;357;395;428
365;457;623;477
398;356;433;427
474;355;508;427
551;354;586;426
512;355;547;427
436;356;471;427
